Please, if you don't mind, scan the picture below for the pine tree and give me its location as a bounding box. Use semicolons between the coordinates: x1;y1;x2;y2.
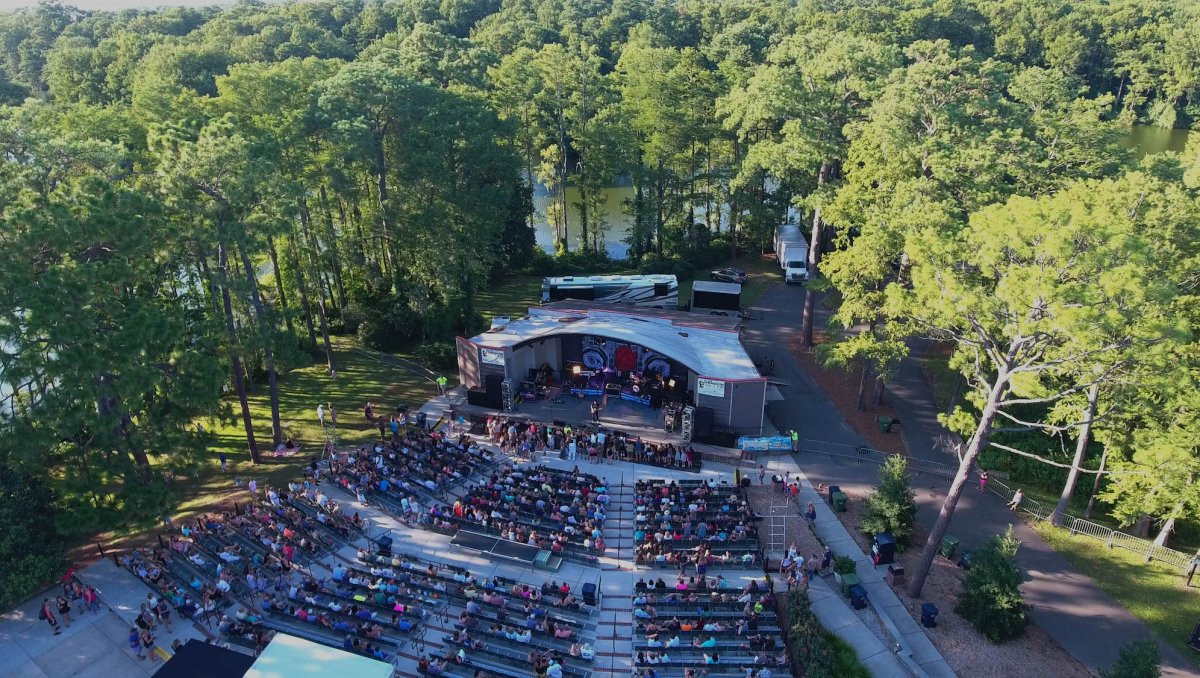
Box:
956;526;1028;643
859;454;917;549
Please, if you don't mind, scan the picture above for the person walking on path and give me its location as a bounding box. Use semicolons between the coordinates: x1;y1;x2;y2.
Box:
790;429;798;452
1007;488;1025;511
219;452;228;472
328;404;337;427
979;470;988;493
590;401;600;423
804;502;817;525
248;478;257;496
83;586;100;613
757;465;766;484
436;375;448;395
40;598;61;635
142;628;158;662
317;403;326;428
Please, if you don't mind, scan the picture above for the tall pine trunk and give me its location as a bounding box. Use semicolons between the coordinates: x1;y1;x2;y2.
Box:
908;374;1009;597
235;235;282;448
801;161;831;348
267;236;294;337
1052;381;1100;525
319;185;348;310
1084;447;1109;519
217;237;261;465
300;203;336;375
287;219;318;352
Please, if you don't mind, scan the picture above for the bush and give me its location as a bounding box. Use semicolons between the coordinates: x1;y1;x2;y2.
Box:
860;454;918;549
832;555;857;575
955;525;1028;642
1100;639;1161;678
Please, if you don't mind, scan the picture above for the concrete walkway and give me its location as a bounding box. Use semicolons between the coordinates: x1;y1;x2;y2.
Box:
0;560;214;678
745;283;1195;677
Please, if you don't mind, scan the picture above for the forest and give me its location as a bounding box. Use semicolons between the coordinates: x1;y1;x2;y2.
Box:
0;0;1198;603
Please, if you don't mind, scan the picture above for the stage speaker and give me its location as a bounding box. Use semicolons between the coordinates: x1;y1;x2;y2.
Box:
649;392;662;408
693;407;715;442
484;375;503;409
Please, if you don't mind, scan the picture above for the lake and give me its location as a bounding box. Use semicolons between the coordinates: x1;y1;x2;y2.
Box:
1120;124;1194;157
533;125;1195;259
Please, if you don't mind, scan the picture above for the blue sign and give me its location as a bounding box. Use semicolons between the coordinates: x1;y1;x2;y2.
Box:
737;436;792;451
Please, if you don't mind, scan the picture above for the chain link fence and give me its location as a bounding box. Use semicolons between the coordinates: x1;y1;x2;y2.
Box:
801;437;1194;570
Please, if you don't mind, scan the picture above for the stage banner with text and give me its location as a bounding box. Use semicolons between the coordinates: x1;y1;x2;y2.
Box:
737;436;793;451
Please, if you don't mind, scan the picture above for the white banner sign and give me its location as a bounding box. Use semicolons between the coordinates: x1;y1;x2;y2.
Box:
480;348;506;366
697;378;726;398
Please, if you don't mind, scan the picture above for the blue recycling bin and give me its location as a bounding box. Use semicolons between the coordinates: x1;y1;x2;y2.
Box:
921;602;939;628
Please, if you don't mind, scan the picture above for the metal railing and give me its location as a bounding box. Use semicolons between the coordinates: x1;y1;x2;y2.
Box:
988;478;1192;569
801;437;1194;570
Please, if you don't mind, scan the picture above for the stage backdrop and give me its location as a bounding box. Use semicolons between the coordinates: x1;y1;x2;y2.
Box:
581;336;674;377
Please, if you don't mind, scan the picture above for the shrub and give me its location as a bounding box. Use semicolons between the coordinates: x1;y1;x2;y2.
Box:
955;525;1028;642
1100;639;1161;678
860;454;918;549
0;466;67;609
832;555;857;575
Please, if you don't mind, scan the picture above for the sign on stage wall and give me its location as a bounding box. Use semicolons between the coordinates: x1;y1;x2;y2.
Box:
697;378;726;398
480;348;506;366
737;436;793;451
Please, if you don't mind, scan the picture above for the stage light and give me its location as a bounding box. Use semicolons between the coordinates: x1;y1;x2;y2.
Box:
572;365;581;375
668;379;676;388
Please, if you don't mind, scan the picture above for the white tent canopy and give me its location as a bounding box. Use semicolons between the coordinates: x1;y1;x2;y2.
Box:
245;634;393;678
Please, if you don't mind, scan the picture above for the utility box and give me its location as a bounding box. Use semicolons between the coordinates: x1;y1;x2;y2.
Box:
940;536;960;559
840;572;860;597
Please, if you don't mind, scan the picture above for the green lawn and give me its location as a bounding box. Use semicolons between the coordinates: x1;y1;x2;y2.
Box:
204;335;435;465
1033;522;1200;666
474;274;544;323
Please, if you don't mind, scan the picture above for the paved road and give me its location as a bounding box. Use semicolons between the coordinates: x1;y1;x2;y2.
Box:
743;282;1196;677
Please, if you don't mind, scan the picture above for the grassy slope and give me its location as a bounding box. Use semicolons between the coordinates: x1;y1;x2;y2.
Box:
1033;522;1200;666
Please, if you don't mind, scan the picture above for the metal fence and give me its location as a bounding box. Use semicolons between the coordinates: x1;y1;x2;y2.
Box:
985;478;1192;570
801;437;1194;570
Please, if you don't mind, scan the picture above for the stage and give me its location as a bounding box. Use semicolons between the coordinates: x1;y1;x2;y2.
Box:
452;390;755;466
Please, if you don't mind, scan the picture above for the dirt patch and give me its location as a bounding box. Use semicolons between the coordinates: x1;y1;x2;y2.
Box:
789;334;905;455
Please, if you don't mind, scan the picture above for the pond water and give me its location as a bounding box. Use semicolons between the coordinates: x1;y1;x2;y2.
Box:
532;125;1195;259
1120;124;1194;157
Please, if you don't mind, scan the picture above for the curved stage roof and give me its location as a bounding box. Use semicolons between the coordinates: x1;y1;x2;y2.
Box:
467;304;761;381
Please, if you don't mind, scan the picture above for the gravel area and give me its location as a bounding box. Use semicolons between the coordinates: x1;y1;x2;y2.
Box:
830;487;1092;678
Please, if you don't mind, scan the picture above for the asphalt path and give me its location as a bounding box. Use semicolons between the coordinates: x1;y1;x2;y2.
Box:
742;281;1195;677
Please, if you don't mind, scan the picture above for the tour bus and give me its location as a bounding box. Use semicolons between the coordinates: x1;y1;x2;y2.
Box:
541;274;679;308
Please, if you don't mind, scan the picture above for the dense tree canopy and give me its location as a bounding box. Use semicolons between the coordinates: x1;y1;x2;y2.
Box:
0;0;1197;603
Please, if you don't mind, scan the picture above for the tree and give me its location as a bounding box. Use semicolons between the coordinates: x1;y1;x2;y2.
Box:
955;526;1027;643
895;172;1191;597
0;464;67;609
859;454;918;549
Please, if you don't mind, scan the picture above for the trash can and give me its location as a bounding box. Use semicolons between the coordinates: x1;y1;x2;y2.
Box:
877;416;894;433
832;491;848;513
416;411;428;429
873;532;897;566
376;535;393;557
940;535;959;559
827;485;841;503
957;550;973;570
888;564;905;586
849;584;868;610
582;582;597;606
921;602;939;628
840;572;860;597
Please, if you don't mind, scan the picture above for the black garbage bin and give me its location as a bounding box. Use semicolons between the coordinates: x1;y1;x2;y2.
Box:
849;584;868;610
376;535;393;557
873;532;897;566
958;550;973;570
921;602;939;628
827;484;841;503
582;582;597;606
